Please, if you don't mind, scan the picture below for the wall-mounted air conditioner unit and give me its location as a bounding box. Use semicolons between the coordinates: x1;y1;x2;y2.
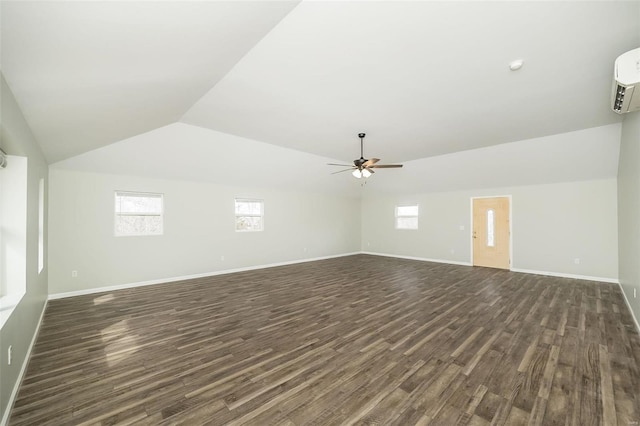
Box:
612;48;640;114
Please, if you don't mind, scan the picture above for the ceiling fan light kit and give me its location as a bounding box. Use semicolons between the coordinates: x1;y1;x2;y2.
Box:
328;133;403;179
352;168;372;179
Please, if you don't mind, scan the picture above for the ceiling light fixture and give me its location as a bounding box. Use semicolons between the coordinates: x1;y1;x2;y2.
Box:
328;133;403;179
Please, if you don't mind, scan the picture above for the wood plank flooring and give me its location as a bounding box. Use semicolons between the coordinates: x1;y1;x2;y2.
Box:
9;254;640;425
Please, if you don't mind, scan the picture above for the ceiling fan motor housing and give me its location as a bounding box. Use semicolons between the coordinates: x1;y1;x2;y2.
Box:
327;132;402;175
355;132;367;168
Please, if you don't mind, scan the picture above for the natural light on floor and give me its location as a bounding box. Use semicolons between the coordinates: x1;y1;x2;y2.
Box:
93;294;115;305
100;320;139;367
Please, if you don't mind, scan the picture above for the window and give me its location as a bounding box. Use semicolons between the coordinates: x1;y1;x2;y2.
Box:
487;209;495;247
235;199;264;232
1;155;28;329
115;191;163;236
395;205;419;230
38;178;45;273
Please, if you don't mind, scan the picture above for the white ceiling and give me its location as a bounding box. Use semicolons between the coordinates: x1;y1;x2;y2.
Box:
182;1;638;164
2;1;638;189
362;123;621;195
1;1;300;163
50;122;367;196
50;122;620;197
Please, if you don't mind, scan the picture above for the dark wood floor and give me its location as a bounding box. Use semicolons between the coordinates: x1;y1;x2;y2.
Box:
9;255;640;425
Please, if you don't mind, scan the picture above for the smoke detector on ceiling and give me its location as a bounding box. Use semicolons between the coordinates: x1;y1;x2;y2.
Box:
509;60;524;71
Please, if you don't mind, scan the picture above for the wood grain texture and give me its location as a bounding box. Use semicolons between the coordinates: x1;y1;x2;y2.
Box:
9;255;640;425
472;197;510;269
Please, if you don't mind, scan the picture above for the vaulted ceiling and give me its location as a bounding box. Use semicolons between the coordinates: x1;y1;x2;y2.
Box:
2;1;638;192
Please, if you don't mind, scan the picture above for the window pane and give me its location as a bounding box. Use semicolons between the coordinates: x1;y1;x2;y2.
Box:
116;193;162;214
116;215;162;236
235;200;262;215
396;217;418;230
38;178;45;273
236;216;263;231
487;209;495;247
396;205;419;216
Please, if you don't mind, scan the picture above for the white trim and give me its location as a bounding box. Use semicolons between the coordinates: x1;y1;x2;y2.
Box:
46;250;623;300
470;195;513;269
1;300;47;426
361;251;473;267
510;267;619;284
48;252;360;300
616;282;640;335
361;252;619;283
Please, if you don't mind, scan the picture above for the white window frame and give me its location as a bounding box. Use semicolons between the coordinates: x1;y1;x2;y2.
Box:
235;198;264;232
395;204;419;230
114;191;164;237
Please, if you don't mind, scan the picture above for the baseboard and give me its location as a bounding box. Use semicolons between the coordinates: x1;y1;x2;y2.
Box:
359;252;620;284
509;268;619;284
360;251;473;267
617;282;640;335
1;299;48;426
48;252;361;300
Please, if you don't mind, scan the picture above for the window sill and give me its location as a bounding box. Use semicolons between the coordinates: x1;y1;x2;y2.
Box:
0;291;26;330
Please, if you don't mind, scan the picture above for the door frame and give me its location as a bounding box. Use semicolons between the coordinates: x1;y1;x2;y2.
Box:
469;195;513;270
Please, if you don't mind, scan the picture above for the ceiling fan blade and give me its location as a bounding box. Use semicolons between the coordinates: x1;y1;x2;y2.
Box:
327;163;353;167
369;164;403;168
362;158;380;167
331;168;356;174
364;167;375;173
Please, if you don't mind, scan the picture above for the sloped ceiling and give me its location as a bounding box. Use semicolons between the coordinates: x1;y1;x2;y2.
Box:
1;1;638;192
362;124;622;195
50;123;368;196
0;1;300;163
182;1;638;163
50;122;620;197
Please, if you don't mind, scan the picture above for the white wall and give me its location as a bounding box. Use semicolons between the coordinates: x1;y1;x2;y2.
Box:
48;168;361;295
617;110;640;327
0;75;49;423
362;178;618;281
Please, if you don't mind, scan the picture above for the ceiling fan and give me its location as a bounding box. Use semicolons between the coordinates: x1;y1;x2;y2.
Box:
328;133;403;178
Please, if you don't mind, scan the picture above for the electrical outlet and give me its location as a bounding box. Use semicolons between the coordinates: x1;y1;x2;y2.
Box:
574;258;580;265
634;288;637;298
450;249;455;254
8;346;12;366
303;247;307;253
459;225;465;231
367;241;370;247
220;255;225;261
71;270;78;278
